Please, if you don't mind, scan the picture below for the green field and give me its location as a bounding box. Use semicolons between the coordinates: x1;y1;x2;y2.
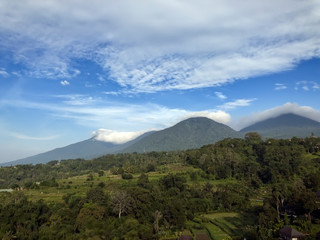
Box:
19;166;255;239
201;212;257;239
23;163;243;204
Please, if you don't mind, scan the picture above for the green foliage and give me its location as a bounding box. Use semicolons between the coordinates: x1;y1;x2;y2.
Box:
146;163;156;172
98;170;104;177
245;132;262;144
40;178;58;187
121;173;133;179
137;173;149;188
0;136;320;238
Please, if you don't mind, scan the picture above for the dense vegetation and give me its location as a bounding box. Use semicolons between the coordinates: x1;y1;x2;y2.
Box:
0;134;320;239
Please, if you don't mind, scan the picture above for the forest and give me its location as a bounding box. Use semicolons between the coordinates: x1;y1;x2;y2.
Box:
0;133;320;239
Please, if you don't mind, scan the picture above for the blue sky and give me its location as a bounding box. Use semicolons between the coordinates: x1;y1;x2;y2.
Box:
0;0;320;163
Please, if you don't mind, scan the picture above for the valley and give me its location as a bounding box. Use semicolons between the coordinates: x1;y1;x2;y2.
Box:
1;134;320;239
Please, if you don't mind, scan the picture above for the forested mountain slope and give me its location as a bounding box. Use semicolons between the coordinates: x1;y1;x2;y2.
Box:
122;117;243;153
241;113;320;139
0;136;320;239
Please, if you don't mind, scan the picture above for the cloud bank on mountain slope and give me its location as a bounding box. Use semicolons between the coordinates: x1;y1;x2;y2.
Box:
1;0;320;92
92;129;148;144
92;103;320;143
91;110;231;143
235;103;320;130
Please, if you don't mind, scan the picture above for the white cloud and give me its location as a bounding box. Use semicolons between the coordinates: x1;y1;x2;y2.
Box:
275;83;287;90
8;131;60;141
103;91;121;96
96;73;105;82
183;110;231;124
54;94;97;106
0;97;231;133
91;110;231;144
235;102;320;130
92;129;148;144
0;69;9;78
295;81;320;91
215;92;227;100
60;80;70;86
218;98;257;110
0;1;320;91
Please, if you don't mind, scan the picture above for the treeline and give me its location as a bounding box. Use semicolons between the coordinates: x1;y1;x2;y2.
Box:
0;151;185;189
0;134;319;239
185;134;320;237
0;172;252;239
186;134;320;185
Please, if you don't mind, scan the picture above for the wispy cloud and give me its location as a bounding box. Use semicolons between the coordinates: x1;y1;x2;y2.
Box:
103;91;121;96
60;80;70;86
0;68;9;78
215;92;227;100
275;83;287;90
96;73;105;82
0;98;231;132
1;1;320;92
218;98;257;110
295;81;320;91
54;94;97;106
312;82;319;90
7;131;60;141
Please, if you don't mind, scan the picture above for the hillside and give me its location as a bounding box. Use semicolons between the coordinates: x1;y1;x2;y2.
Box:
122;117;243;153
2;117;241;165
6;113;320;166
0;136;320;239
1;132;154;166
240;113;320;139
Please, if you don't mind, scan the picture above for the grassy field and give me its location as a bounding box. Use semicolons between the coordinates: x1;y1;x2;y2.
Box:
204;222;229;240
22;163;242;204
201;212;257;239
19;163;257;240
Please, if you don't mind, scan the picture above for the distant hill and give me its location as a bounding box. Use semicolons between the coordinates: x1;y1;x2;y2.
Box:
4;114;320;166
1;132;154;166
2;117;241;165
240;113;320;139
122;117;243;153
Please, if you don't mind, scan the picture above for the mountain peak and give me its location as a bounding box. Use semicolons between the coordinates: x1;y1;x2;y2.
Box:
241;113;320;138
122;117;242;153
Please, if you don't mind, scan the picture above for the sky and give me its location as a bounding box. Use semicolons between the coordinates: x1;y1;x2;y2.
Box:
0;0;320;163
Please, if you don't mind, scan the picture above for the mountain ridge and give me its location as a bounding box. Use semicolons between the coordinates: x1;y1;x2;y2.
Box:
2;114;320;166
1;131;154;166
240;113;320;139
1;117;239;165
122;117;243;153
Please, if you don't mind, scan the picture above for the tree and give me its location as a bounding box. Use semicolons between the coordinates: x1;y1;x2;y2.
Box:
146;163;155;172
153;210;162;233
121;173;133;180
167;199;186;229
137;173;149;188
110;190;133;218
245;132;262;144
160;173;186;191
98;170;104;177
86;188;107;206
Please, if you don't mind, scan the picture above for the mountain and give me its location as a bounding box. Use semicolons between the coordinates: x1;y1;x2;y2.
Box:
240;113;320;139
2;117;241;166
1;132;154;166
122;117;243;153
